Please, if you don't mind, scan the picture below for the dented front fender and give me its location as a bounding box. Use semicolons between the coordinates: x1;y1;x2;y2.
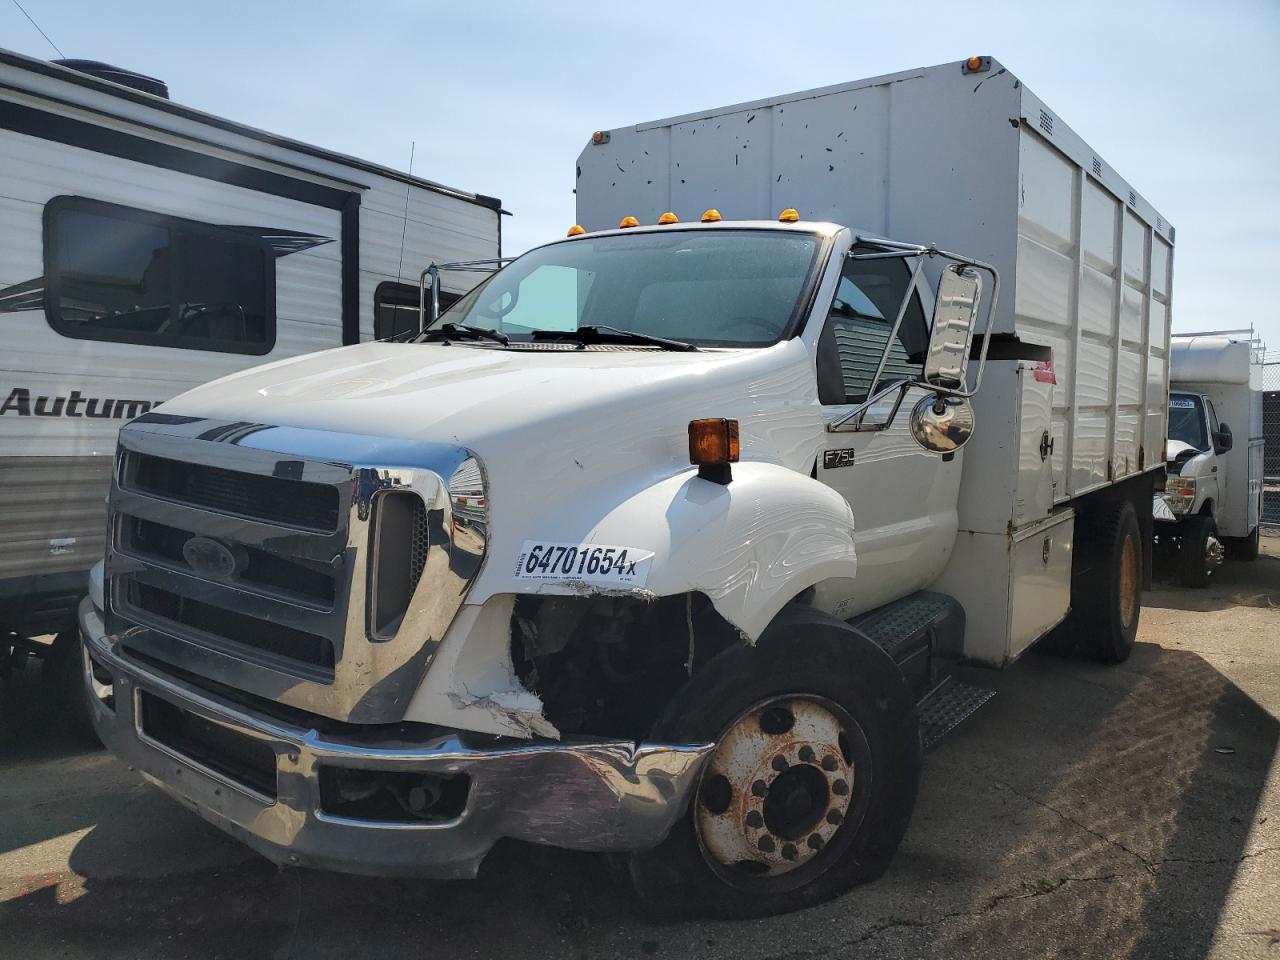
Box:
475;462;858;643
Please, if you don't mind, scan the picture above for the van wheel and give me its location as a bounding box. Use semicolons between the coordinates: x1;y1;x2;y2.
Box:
1225;524;1260;562
1070;500;1143;663
628;607;920;918
1179;516;1223;588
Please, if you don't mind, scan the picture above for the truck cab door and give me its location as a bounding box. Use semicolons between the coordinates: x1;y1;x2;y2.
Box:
813;254;961;617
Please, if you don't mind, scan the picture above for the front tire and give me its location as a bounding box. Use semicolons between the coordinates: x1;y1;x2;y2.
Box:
628;607;920;918
1178;515;1223;588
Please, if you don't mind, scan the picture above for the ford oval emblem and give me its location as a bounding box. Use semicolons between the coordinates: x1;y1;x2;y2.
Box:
182;536;239;580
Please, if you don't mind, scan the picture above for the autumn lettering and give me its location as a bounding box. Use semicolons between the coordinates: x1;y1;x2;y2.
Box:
0;387;157;420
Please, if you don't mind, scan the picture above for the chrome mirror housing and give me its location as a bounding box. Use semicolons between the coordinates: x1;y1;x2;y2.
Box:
924;265;982;390
909;393;975;453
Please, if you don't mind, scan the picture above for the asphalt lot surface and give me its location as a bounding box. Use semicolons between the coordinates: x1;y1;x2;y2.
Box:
2;539;1277;959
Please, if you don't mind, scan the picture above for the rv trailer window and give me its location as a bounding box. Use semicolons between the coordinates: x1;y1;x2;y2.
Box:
374;282;460;340
44;197;275;355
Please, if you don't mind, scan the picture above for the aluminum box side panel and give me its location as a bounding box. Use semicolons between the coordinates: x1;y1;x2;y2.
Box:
1013;127;1172;504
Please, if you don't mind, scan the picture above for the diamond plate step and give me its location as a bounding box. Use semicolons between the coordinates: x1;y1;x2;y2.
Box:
918;678;995;750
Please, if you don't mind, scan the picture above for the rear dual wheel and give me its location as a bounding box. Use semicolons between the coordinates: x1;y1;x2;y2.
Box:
1056;499;1143;662
629;608;920;918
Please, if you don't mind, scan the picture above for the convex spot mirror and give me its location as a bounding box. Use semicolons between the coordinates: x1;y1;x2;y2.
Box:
924;265;982;390
909;394;975;454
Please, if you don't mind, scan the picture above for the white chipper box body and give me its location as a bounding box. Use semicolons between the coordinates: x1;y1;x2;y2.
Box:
577;57;1174;662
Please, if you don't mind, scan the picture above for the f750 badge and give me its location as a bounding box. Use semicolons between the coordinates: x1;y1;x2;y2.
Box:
823;448;856;469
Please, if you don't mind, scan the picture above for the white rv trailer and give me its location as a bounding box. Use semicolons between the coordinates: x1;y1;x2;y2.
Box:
576;56;1175;664
0;48;503;660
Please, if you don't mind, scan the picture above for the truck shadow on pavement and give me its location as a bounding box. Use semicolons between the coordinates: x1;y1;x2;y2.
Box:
1;640;1276;958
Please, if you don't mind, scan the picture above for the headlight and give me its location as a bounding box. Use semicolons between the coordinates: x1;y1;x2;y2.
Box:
1162;476;1196;515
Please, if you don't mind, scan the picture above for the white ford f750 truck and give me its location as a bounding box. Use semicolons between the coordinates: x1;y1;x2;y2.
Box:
80;58;1173;917
1158;332;1265;585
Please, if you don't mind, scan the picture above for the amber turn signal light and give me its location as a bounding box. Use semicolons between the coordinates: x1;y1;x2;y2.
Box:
689;419;739;485
689;418;739;465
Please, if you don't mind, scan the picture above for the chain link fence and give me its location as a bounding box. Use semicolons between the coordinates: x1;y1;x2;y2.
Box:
1264;353;1279;528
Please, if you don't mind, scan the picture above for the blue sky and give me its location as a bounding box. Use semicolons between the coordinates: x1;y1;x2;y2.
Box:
4;0;1279;348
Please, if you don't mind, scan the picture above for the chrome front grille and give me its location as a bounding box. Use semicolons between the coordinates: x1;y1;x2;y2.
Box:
104;414;487;724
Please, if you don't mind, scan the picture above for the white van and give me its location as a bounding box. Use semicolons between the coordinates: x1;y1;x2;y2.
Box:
1158;332;1265;584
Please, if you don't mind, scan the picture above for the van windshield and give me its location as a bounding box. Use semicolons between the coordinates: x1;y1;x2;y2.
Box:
1168;393;1207;451
428;229;823;347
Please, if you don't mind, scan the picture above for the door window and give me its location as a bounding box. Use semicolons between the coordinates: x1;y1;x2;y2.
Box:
819;252;927;404
1204;397;1220;436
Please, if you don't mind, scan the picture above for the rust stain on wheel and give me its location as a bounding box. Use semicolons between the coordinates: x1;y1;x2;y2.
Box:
695;696;855;877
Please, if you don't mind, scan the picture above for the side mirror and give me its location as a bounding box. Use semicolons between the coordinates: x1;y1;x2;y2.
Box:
909;394;975;453
924;265;982;391
1213;422;1233;454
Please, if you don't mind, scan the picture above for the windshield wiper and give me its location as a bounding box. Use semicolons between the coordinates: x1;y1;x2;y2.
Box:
530;325;696;352
420;322;509;346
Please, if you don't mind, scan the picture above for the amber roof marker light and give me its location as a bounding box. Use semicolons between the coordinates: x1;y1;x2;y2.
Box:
962;55;991;74
618;216;640;229
566;225;586;237
778;208;800;222
689;418;740;485
658;211;679;224
701;209;722;223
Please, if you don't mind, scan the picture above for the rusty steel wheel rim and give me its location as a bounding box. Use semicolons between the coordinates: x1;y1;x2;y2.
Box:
695;695;866;883
1119;534;1139;629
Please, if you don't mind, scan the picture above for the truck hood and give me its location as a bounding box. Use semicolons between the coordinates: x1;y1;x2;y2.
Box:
158;340;817;459
1165;439;1200;462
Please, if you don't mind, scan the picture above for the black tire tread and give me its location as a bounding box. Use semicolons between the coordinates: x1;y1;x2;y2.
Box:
628;606;920;919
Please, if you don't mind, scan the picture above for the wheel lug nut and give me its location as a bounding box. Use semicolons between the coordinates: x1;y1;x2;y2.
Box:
781;843;799;861
745;811;764;828
832;779;849;796
807;834;825;850
771;756;789;772
751;779;768;798
798;745;816;763
821;755;838;771
826;809;844;825
757;835;776;853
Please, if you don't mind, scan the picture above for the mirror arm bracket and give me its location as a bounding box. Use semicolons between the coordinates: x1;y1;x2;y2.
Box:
827;379;912;433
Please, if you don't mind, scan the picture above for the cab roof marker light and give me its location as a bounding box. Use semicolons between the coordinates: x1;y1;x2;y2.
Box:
658;212;679;224
566;225;586;237
778;208;799;222
701;209;722;223
618;216;640;229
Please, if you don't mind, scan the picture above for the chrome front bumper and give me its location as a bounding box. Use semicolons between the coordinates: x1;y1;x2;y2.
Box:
80;598;711;879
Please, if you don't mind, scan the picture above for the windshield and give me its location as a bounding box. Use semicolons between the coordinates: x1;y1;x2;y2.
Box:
427;229;824;347
1168;394;1207;450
